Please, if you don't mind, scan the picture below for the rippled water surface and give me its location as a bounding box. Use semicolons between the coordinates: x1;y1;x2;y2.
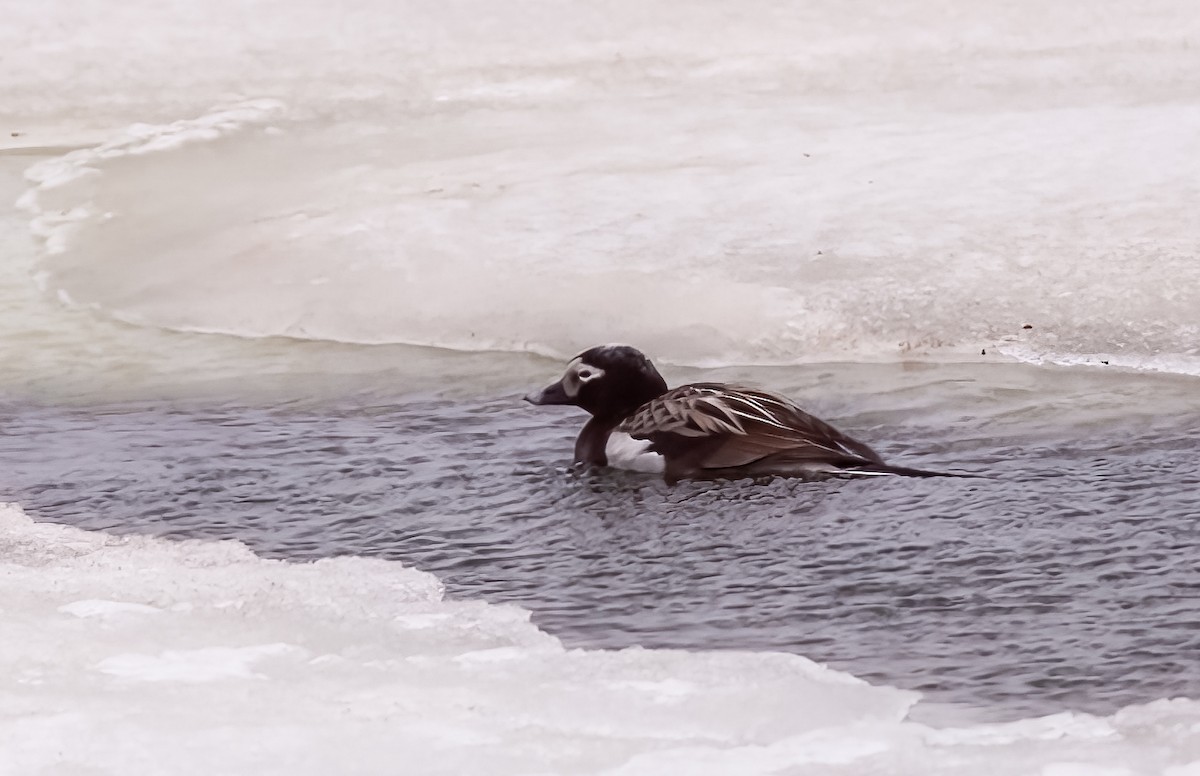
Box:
4;362;1198;721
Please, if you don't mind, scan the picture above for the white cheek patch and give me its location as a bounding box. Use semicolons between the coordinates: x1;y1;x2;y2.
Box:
605;432;666;474
562;358;605;398
560;357;583;398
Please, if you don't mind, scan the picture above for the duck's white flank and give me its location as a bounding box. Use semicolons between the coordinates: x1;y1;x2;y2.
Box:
605;432;666;473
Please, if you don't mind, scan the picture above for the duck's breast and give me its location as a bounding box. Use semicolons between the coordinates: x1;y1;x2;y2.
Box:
604;431;666;473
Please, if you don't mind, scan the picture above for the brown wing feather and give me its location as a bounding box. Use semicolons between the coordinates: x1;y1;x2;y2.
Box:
619;385;746;438
619;383;883;471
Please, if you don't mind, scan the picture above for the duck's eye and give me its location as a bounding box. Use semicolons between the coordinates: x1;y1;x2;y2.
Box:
573;364;604;384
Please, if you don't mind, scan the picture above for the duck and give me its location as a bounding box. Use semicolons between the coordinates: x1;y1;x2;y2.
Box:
524;344;960;482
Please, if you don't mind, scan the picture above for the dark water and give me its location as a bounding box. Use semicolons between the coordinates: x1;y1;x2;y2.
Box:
3;372;1200;721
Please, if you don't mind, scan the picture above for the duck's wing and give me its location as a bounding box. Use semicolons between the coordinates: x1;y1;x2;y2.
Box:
619;383;884;471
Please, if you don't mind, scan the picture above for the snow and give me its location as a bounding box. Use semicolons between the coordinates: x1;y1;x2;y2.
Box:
96;645;303;683
3;503;1199;775
8;0;1200;370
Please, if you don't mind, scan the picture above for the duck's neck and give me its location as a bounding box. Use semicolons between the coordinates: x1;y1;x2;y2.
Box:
574;416;619;466
573;375;668;466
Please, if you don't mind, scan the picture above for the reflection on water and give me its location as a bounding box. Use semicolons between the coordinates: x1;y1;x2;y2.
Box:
4;372;1199;721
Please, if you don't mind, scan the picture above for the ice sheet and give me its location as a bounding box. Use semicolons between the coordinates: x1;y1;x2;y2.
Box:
3;503;1199;775
9;0;1200;371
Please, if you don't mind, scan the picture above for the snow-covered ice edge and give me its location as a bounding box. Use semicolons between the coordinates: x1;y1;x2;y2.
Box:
2;502;1198;775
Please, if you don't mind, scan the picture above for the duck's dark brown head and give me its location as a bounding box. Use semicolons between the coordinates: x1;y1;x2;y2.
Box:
524;344;669;421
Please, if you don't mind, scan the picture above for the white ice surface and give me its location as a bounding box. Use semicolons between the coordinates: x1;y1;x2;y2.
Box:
7;0;1200;372
3;503;1199;775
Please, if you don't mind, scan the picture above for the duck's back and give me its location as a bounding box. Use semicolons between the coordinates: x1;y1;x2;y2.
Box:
619;383;885;480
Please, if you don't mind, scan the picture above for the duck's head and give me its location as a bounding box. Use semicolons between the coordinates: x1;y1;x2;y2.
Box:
524;344;669;420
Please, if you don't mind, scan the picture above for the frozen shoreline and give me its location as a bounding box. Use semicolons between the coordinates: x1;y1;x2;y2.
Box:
3;502;1200;775
7;0;1200;374
17;97;1200;373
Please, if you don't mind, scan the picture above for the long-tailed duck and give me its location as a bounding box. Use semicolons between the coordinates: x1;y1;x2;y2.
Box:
525;344;960;482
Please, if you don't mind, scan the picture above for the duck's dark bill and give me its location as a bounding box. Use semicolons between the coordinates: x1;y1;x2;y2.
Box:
524;380;574;406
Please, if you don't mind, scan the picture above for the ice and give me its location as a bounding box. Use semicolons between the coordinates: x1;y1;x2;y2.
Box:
8;0;1200;372
96;644;302;683
58;600;163;618
3;502;1199;775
